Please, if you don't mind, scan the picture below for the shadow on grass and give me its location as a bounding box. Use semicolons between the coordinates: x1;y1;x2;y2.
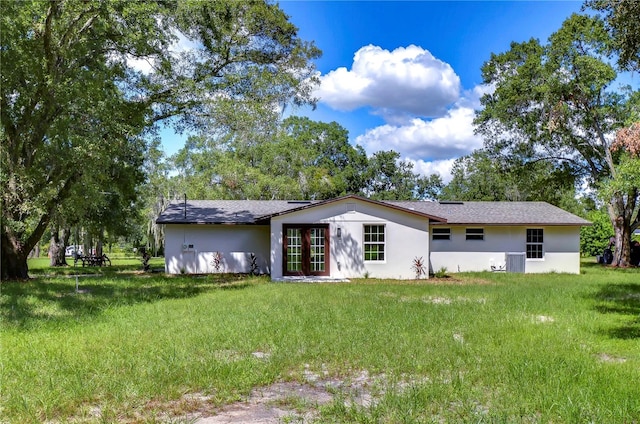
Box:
1;273;257;330
27;261;162;277
593;283;640;340
580;258;601;268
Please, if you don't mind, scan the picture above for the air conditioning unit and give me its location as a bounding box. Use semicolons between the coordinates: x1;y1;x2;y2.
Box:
506;252;526;273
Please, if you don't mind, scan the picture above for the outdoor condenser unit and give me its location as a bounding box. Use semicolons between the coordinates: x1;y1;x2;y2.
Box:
505;252;526;273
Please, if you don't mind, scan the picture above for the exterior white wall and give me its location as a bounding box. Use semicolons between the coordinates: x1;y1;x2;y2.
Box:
163;207;583;277
429;225;582;274
163;224;271;274
270;199;430;279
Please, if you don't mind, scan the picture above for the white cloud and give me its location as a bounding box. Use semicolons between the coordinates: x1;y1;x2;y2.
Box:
324;45;492;184
126;56;156;74
126;29;199;75
408;157;458;184
169;29;200;54
457;84;494;110
354;105;483;160
316;45;461;118
352;83;490;184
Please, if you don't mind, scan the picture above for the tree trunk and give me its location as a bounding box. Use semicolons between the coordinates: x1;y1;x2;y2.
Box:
611;218;632;267
61;227;71;263
84;231;92;256
61;227;71;251
1;232;30;280
49;227;67;267
96;227;104;257
607;196;635;267
2;181;62;279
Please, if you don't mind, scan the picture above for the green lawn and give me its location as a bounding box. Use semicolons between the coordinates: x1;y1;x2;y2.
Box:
1;260;639;423
26;256;165;276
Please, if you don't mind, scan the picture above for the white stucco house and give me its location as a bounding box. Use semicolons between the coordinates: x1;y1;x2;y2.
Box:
156;195;591;279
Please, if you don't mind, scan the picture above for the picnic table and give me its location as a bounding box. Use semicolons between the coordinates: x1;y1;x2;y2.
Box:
74;253;111;267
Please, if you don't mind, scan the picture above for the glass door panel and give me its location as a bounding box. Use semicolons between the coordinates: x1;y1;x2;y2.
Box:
286;228;302;272
310;227;326;272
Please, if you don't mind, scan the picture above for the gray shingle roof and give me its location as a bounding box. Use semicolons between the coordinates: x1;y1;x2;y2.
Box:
156;200;317;224
156;196;591;226
388;201;591;226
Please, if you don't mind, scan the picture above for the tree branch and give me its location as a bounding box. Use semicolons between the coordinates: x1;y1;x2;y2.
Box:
523;155;586;171
60;6;100;49
25;171;82;252
43;0;59;77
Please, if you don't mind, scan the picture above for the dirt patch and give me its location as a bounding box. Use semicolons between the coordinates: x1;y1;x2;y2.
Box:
188;381;331;424
597;353;627;364
386;292;487;305
359;276;494;286
533;315;555;324
58;370;449;423
155;369;388;424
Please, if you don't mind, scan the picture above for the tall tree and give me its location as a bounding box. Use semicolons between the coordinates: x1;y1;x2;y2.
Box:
585;0;640;71
599;123;640;261
361;151;436;201
171;117;369;200
141;138;179;257
441;149;583;213
1;0;319;279
475;14;639;266
169;116;440;205
274;117;369;198
442;151;515;201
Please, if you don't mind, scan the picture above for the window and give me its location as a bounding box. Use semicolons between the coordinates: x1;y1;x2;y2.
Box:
466;228;484;240
526;229;544;259
364;224;385;261
432;228;451;240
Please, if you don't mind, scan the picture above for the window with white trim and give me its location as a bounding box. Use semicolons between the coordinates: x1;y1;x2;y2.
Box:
466;228;484;240
526;229;544;259
432;228;451;240
364;224;385;261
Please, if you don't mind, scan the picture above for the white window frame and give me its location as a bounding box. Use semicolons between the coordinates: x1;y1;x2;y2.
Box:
432;227;451;240
526;228;544;259
465;228;484;241
363;224;386;262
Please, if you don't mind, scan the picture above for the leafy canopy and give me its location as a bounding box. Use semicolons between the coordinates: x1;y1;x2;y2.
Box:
475;12;639;265
1;0;320;279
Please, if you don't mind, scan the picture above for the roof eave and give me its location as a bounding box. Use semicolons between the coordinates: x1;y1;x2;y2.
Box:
257;194;448;222
430;222;591;226
155;220;265;225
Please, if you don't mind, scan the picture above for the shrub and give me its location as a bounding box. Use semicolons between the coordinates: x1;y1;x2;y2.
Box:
434;266;448;278
580;209;614;256
411;256;427;279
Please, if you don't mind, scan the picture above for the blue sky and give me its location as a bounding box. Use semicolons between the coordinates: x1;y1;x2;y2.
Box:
162;1;591;181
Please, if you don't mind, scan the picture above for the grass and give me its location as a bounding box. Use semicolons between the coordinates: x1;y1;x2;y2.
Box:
1;259;639;422
27;256;165;276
